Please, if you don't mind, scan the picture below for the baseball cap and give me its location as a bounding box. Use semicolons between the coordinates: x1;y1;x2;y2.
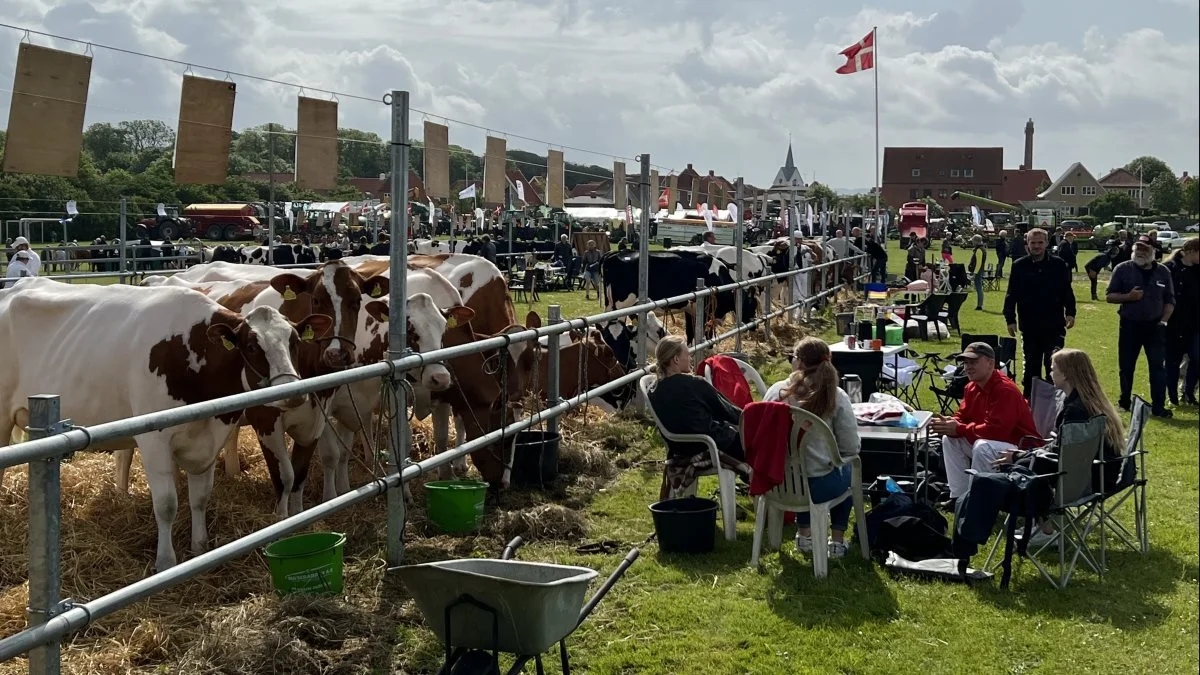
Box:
1136;235;1152;244
958;341;996;361
12;236;29;248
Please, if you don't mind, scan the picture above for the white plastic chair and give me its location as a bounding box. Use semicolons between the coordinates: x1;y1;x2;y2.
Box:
700;355;769;401
744;404;869;578
639;374;738;541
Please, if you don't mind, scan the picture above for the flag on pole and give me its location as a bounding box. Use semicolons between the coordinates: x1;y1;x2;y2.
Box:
835;31;875;74
700;203;714;232
458;184;476;200
516;180;526;203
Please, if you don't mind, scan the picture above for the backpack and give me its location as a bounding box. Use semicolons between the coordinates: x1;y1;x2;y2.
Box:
968;247;981;274
862;493;953;561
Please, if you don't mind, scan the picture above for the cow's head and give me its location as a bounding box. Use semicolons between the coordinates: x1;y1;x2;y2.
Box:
269;260;389;369
206;306;332;409
400;293;473;391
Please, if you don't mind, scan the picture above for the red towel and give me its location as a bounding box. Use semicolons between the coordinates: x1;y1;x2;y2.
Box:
742;401;803;497
696;355;753;409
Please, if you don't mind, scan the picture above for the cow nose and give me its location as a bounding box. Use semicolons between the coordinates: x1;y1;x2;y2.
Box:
427;369;452;391
323;344;352;368
281;394;308;409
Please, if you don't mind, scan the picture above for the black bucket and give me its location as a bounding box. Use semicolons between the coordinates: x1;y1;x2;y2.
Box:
510;431;561;486
649;497;718;554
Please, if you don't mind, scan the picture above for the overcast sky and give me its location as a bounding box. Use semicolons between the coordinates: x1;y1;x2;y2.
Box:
1;0;1197;191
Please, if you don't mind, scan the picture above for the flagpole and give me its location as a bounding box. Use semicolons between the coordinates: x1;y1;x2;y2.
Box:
872;25;881;238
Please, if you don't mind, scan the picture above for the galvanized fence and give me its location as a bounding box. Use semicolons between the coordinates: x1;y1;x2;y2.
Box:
0;250;868;670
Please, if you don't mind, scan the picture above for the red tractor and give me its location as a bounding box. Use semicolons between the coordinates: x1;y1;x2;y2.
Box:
137;203;263;241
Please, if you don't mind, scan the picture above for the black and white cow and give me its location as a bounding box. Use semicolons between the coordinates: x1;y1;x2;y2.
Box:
601;250;756;344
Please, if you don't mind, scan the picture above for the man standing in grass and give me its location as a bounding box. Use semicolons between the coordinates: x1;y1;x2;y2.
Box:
1004;228;1076;397
1108;237;1176;417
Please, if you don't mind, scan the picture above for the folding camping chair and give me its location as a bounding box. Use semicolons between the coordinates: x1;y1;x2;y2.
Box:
1095;395;1151;568
1028;377;1064;441
831;349;884;400
639;374;738;541
743;404;870;578
984;415;1107;590
902;293;950;341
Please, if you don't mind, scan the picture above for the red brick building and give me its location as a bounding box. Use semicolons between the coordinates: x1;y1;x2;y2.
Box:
881;147;1004;210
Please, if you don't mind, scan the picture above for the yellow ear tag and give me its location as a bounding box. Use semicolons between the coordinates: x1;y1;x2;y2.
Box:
370;286;383;298
446;316;458;329
221;337;236;351
282;288;297;301
301;325;316;341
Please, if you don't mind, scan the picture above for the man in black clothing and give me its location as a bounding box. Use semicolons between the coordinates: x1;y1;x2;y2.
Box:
1164;238;1199;406
1085;240;1120;300
994;230;1009;279
1057;232;1078;273
865;231;888;283
1003;228;1076;398
1107;237;1175;416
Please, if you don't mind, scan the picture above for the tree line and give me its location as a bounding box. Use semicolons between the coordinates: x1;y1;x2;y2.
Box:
0;120;617;241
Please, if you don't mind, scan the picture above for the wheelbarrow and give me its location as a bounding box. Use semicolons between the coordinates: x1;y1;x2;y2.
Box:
398;536;640;674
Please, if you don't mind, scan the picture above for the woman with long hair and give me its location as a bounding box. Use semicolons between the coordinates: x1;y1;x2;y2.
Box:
1050;349;1128;491
648;335;744;461
780;337;861;559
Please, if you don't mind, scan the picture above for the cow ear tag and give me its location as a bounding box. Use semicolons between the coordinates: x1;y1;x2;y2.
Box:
446;316;458;329
282;288;297;301
370;286;383;298
301;325;316;341
221;337;236;351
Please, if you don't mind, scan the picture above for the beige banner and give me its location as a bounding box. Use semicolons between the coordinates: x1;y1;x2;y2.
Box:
423;121;450;200
175;75;236;185
650;170;660;209
295;97;338;191
668;175;679;208
546;149;565;208
483;136;507;206
2;44;92;177
613;162;626;207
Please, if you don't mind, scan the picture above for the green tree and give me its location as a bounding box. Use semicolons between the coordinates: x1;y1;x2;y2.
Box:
805;182;838;208
1149;173;1183;214
1183;179;1199;216
1124;156;1174;187
1087;190;1139;223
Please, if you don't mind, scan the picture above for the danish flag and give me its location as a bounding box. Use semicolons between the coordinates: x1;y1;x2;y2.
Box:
836;30;875;74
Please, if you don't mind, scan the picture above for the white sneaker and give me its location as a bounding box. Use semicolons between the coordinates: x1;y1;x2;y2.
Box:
794;533;814;552
828;540;848;559
1027;528;1059;550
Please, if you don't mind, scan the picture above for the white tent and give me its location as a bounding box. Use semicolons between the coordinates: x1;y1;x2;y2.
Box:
564;206;643;223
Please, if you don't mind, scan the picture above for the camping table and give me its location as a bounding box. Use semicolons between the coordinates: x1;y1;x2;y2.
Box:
856;410;936;502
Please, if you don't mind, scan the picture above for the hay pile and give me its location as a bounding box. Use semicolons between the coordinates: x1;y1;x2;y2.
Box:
0;405;635;674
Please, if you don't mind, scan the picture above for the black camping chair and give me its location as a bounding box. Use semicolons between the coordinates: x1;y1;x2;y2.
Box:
941;291;970;336
831;350;885;401
903;293;950;341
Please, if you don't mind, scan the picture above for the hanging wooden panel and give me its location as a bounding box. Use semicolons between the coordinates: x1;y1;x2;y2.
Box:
423;122;450;200
668;175;679;208
613;162;626;208
483;136;506;206
546;149;565;208
2;43;92;177
650;170;660;210
295;96;338;191
174;75;236;185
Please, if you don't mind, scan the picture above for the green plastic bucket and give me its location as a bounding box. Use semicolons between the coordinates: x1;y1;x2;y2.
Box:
263;531;346;595
426;480;489;533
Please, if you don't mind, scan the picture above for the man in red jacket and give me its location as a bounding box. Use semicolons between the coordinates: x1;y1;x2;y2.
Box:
930;342;1039;505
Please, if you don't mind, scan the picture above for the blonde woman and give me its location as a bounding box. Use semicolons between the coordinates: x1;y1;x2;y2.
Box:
648;336;745;461
779;337;861;558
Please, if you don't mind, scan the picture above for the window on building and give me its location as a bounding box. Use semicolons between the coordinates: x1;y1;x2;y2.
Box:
909;188;919;199
981;189;993;199
1061;186;1076;196
911;168;921;177
950;169;961;178
922;189;932;198
938;170;945;176
1081;186;1097;196
964;168;975;178
938;189;948;198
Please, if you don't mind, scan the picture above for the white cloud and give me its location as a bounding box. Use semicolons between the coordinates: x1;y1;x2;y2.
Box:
0;0;1196;190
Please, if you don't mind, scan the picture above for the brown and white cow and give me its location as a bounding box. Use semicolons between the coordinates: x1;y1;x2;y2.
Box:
0;277;328;571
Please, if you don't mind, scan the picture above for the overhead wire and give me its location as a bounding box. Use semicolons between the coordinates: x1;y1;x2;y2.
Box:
0;22;680;171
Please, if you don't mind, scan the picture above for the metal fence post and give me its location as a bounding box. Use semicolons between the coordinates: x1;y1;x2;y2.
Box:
637;154;651;372
733;177;744;354
268;129;276;265
26;395;68;675
693;278;706;359
547;305;562;438
763;276;773;341
118;197;127;285
385;89;411;569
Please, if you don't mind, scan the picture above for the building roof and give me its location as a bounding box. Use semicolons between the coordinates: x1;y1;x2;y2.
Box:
1001;169;1052;205
569;181;605;198
506;168;543;207
882;147;1004;184
1096;167;1144;188
1037;162;1100;199
348;170;425;199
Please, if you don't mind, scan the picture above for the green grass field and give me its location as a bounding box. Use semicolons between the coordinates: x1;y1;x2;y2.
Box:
396;240;1199;674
